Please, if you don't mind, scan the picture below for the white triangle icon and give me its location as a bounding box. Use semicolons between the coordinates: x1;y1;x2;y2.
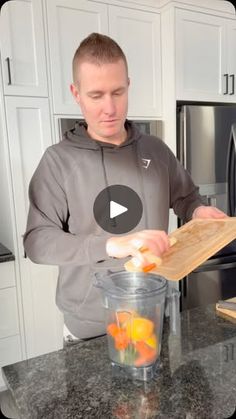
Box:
110;200;128;219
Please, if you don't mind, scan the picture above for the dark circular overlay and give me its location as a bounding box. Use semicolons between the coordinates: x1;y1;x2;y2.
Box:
93;184;143;234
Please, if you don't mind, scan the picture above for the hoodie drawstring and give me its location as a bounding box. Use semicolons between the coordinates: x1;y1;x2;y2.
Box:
133;140;149;229
100;146;117;227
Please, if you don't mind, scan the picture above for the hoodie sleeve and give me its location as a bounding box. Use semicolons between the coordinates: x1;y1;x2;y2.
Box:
168;146;204;221
23;149;109;266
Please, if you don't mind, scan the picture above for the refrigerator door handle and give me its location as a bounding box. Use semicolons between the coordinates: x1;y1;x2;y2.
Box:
178;106;187;169
226;123;236;216
230;74;235;95
223;73;229;94
193;260;236;273
206;195;217;207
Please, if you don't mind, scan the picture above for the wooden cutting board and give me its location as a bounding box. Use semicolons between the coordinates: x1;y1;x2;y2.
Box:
216;297;236;322
125;218;236;281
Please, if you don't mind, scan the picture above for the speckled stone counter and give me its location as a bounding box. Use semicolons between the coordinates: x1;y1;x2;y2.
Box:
3;305;236;419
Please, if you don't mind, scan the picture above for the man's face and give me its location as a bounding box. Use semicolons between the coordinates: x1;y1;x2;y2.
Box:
70;59;129;144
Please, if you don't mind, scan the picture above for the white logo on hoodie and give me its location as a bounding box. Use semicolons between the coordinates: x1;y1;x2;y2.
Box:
142;158;151;169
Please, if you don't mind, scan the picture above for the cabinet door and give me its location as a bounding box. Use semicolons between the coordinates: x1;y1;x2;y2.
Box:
46;0;108;115
109;6;162;118
5;97;63;358
0;262;15;289
0;335;22;390
0;0;48;97
175;9;227;101
226;20;236;99
0;288;19;339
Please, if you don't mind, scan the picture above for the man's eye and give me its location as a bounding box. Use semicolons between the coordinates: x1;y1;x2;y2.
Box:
88;93;102;99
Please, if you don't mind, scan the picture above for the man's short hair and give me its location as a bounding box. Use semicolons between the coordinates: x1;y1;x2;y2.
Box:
72;32;128;83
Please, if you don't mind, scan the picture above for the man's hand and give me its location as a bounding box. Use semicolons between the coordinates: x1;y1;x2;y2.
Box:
106;230;170;267
192;205;228;219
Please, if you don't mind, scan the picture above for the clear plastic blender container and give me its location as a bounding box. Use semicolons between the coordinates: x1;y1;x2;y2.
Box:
95;270;167;381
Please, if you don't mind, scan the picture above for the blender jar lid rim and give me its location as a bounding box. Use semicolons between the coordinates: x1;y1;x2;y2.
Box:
105;273;167;298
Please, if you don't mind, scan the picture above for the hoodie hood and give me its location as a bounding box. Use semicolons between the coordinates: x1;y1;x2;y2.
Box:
63;119;142;150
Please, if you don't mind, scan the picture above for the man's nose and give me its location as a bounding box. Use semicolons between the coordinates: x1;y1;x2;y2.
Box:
103;95;116;115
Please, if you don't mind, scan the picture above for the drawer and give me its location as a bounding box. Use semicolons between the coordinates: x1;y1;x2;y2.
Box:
0;262;15;289
0;335;22;389
0;288;19;338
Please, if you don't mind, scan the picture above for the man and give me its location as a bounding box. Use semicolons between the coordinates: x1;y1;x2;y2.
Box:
23;33;226;340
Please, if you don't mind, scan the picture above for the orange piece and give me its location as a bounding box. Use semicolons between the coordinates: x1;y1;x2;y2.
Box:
134;356;147;367
114;329;130;351
107;323;120;338
138;246;157;273
134;354;156;367
116;310;137;326
145;334;158;349
142;263;156;273
135;341;156;357
134;341;157;366
139;246;149;253
125;317;154;341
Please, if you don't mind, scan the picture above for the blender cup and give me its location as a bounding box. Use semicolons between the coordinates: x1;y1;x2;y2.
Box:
95;270;167;381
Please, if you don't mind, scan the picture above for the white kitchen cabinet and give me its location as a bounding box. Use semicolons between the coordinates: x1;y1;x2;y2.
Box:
46;0;108;115
0;288;19;339
0;262;18;342
46;0;162;118
0;335;22;390
0;261;22;390
4;96;63;359
0;0;48;97
175;9;236;102
109;6;162;118
175;9;226;101
226;20;236;98
0;261;15;289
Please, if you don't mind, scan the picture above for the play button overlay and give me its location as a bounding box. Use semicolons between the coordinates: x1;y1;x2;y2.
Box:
110;201;128;219
93;184;143;234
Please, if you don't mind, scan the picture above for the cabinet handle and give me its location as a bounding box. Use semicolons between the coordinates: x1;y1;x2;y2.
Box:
230;74;235;95
205;195;217;207
223;73;229;94
6;57;12;85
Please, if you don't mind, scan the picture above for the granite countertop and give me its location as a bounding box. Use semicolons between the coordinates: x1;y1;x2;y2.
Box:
0;242;14;263
3;305;236;419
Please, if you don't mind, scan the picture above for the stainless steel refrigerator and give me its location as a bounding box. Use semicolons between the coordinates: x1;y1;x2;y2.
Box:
177;104;236;310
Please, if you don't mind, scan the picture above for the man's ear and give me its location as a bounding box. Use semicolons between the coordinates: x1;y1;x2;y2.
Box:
70;83;80;104
127;77;130;87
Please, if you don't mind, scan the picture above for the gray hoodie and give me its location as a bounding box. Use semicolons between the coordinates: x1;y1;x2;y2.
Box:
24;120;203;338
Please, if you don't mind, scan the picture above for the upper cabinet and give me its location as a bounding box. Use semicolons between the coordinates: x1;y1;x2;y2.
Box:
45;0;162;118
0;0;48;97
226;19;236;97
109;6;162;118
46;0;108;115
175;9;236;102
